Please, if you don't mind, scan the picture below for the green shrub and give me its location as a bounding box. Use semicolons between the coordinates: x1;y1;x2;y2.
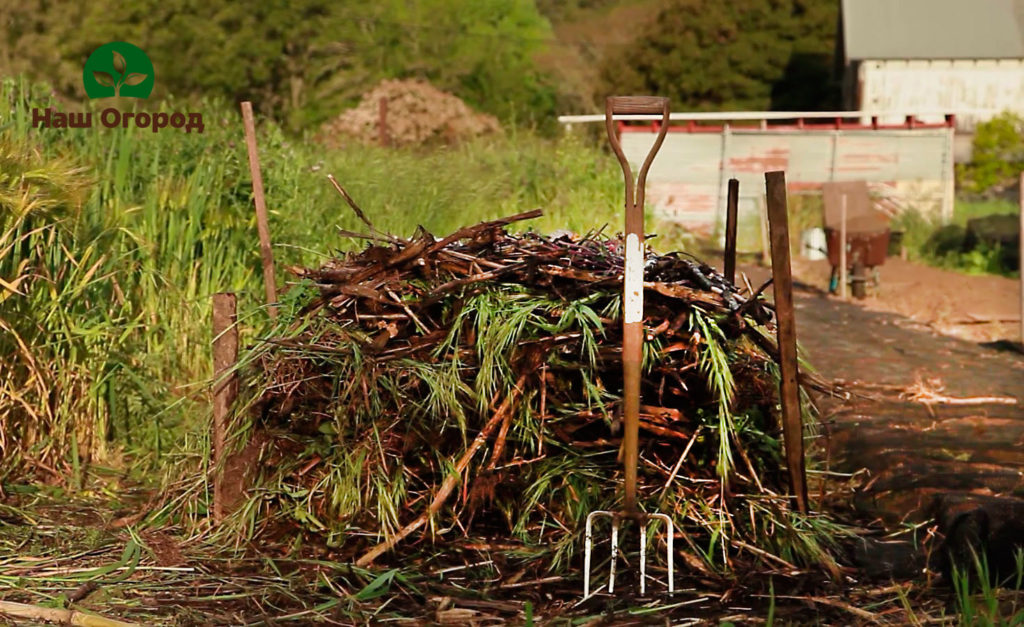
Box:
956;112;1024;195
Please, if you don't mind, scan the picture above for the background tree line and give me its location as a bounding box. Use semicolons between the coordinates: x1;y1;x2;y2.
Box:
0;0;839;133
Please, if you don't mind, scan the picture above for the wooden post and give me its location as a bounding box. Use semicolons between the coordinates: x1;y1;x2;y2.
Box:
764;171;808;514
1019;172;1023;349
240;101;278;319
724;178;739;285
839;193;848;300
378;97;389;147
212;292;239;524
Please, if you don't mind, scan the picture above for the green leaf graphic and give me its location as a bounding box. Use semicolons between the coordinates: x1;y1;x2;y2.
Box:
93;72;115;87
113;50;126;74
123;73;147;86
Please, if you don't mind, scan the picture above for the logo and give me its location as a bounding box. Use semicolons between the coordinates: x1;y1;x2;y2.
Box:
82;42;154;99
33;41;203;133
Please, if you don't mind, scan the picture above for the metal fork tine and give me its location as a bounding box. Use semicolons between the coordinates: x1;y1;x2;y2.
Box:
609;517;619;593
639;521;647;595
647;512;675;593
584;512;594;598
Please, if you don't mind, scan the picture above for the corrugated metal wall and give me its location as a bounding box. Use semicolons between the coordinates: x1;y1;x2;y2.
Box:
621;126;954;252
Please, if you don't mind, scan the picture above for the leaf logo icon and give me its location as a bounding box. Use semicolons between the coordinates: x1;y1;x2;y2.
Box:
82;42;154;99
94;72;115;87
113;51;126;74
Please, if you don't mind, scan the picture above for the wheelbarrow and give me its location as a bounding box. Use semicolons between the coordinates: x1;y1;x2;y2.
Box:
825;229;890;299
821;181;891;299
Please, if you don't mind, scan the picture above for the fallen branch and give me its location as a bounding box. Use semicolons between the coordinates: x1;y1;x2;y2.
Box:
0;601;136;627
356;373;528;566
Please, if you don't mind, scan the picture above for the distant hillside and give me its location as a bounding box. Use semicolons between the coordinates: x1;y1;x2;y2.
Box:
537;0;668;114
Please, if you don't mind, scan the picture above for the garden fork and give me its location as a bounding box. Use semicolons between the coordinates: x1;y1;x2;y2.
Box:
583;96;674;599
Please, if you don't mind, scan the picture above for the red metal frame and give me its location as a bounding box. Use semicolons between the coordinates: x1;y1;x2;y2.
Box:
617;114;955;134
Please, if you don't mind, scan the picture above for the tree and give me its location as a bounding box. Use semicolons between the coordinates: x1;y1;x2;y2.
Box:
598;0;838;111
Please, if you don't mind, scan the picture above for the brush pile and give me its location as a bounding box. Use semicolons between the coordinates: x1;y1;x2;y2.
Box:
233;209;843;588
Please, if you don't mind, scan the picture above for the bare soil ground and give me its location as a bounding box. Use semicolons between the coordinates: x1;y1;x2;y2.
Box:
744;257;1024;593
788;257;1022;345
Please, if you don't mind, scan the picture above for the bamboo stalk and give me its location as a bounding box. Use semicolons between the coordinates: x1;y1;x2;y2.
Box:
240;101;278;318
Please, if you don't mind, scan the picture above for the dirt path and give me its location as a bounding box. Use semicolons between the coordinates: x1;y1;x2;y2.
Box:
743;259;1024;549
790;257;1022;345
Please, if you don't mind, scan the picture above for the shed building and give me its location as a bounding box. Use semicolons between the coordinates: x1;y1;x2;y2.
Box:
839;0;1024;133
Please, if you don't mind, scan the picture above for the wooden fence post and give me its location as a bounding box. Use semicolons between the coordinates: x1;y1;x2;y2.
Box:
240;101;278;319
724;178;739;285
378;97;389;147
764;171;808;513
212;292;238;524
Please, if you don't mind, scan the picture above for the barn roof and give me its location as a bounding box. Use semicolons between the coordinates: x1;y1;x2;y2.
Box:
842;0;1024;60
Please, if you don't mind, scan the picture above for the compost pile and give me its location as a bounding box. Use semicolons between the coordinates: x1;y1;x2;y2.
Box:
237;209;841;589
318;79;500;148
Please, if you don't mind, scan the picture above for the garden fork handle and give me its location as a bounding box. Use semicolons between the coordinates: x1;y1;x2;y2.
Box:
605;96;670;513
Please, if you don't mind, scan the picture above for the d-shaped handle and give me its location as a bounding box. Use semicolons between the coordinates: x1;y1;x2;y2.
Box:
607;96;670;116
604;96;670;217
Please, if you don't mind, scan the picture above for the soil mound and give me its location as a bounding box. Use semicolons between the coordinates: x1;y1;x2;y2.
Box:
319;79;500;148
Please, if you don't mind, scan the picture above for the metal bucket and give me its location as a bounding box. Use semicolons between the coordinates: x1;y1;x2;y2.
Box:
800;228;827;261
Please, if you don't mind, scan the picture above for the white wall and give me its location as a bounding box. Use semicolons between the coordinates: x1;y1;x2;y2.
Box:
621;126;955;251
859;58;1024;130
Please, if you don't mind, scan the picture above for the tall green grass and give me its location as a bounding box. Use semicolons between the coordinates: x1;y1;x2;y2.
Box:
0;76;635;485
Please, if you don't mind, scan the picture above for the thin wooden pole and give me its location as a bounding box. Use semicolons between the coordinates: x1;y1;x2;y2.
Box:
839;194;848;300
378;97;389;147
240;101;278;318
212;292;238;524
764;171;808;514
724;178;739;285
1019;172;1023;349
758;196;771;266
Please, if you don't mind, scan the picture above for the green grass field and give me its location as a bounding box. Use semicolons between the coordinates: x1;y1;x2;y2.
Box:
954;198;1019;224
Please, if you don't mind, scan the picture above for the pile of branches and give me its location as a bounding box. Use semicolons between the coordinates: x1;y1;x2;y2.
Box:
232;208;843;588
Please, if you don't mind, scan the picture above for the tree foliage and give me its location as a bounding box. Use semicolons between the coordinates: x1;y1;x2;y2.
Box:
1;0;558;131
598;0;838;111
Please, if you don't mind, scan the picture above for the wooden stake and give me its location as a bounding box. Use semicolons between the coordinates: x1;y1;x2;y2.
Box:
240;101;278;318
1019;171;1023;350
212;292;238;524
724;178;740;285
764;171;808;514
839;194;848;300
378;97;389;147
